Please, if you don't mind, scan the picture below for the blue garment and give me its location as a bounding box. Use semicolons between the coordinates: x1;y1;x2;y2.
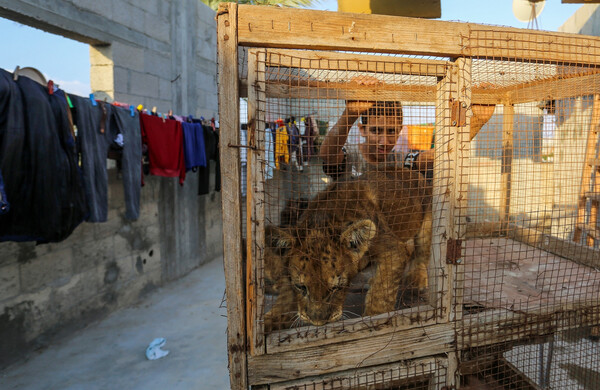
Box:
0;168;9;215
288;123;300;153
264;129;274;180
181;122;207;171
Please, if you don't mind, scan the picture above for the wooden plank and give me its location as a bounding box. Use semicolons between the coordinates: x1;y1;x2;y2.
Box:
265;80;438;102
507;71;600;105
499;101;514;230
247;48;267;355
240;79;503;104
429;58;453;317
509;223;600;269
217;4;247;390
265;48;449;77
248;322;455;385
269;357;440;390
575;96;600;246
467;221;600;270
445;57;472;389
459;304;600;350
453;58;472;324
266;305;437;354
237;4;600;66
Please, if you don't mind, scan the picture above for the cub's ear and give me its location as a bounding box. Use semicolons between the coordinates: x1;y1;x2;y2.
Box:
341;219;376;256
265;225;294;256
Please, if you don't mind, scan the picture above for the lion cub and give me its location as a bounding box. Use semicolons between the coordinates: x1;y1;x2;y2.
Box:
265;166;431;331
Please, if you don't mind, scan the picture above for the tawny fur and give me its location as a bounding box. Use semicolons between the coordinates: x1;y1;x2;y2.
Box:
265;165;432;331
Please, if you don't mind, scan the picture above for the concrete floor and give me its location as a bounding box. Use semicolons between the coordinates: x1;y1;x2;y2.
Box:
0;257;230;390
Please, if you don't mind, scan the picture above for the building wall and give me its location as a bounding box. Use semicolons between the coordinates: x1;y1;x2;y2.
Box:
0;0;222;367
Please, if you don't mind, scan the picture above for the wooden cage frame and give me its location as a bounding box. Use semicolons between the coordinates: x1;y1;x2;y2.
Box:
217;4;600;389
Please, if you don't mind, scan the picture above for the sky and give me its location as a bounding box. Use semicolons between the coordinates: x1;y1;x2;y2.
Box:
0;0;588;97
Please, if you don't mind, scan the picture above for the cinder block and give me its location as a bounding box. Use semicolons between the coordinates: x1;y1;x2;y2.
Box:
133;244;161;275
139;0;161;17
55;267;101;306
158;77;172;101
113;66;131;96
158;0;171;20
20;248;73;293
0;263;20;301
114;254;135;282
145;12;170;43
112;42;145;72
130;72;159;98
0;242;20;266
111;1;136;32
75;0;114;20
89;45;113;67
90;65;115;95
137;202;159;227
93;209;121;239
72;235;115;274
144;51;172;77
197;3;217;25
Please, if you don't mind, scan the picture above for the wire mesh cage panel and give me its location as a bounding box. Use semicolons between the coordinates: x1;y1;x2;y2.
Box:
218;4;600;389
268;358;446;390
248;49;449;345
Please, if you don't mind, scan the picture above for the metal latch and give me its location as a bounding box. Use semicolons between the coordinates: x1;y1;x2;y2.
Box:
446;238;463;264
451;100;467;127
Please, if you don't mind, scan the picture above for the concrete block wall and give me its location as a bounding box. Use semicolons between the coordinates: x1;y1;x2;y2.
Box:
0;0;223;367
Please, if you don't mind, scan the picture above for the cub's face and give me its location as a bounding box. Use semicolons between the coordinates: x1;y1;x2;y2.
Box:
270;220;376;326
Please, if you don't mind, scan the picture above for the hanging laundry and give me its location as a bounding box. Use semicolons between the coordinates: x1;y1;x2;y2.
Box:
0;168;8;215
264;128;275;180
198;124;221;195
181;122;207;171
288;118;301;171
275;122;289;169
140;113;186;185
302;116;317;163
240;126;247;197
70;95;114;222
0;68;87;242
109;106;143;221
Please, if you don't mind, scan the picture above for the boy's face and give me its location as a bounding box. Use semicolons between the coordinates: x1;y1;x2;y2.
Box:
359;114;401;163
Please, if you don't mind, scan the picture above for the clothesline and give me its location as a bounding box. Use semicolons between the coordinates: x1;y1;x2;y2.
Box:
0;67;221;244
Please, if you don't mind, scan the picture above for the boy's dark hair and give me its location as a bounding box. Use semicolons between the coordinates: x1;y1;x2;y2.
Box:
360;101;403;125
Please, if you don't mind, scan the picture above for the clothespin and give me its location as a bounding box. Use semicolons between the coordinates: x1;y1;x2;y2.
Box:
47;80;54;95
151;106;157;116
129;105;135;117
137;104;144;112
89;93;97;106
168;109;173;117
66;94;74;109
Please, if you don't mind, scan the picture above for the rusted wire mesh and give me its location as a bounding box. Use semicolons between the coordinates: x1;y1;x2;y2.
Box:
237;29;600;389
246;51;444;342
459;30;600;390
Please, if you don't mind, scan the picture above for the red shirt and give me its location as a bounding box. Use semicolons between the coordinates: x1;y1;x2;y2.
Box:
140;114;186;185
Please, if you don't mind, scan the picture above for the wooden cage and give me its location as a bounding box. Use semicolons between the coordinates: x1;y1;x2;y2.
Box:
217;4;600;389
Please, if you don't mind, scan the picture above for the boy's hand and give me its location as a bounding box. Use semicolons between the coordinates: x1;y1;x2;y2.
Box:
346;100;375;116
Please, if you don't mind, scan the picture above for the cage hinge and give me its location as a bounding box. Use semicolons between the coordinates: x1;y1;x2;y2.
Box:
451;99;467;127
446;238;463;265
